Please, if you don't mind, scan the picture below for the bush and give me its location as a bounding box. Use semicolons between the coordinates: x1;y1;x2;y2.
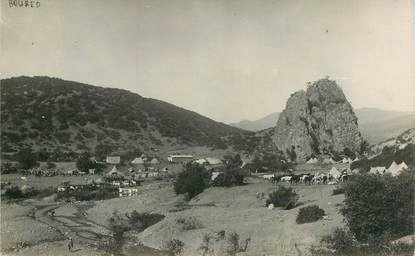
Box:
225;232;240;256
341;171;414;242
211;154;246;187
311;227;414;256
211;169;245;187
5;186;24;198
163;239;184;256
265;186;298;209
321;228;358;253
0;162;18;174
126;211;165;231
176;216;203;231
104;211;130;255
296;205;325;224
174;163;209;199
15;148;38;170
198;230;250;256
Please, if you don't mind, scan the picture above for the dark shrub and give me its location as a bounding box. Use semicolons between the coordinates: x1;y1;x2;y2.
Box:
15;148;38;170
5;186;24;198
211;155;247;187
312;227;414;256
341;170;414;242
211;169;245;187
104;211;130;255
174;163;209;199
1;162;18;174
321;228;357;253
163;239;184;256
265;186;298;209
176;216;203;231
126;211;165;231
296;205;325;224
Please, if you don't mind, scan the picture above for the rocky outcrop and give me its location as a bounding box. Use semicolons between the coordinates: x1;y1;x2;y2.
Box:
272;78;363;161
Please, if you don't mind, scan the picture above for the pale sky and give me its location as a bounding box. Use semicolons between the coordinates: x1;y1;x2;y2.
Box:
1;0;414;123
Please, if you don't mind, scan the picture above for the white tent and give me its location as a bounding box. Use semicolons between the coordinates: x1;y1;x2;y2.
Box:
369;166;387;175
206;157;222;165
131;157;144;164
150;158;159;165
306;158;318;164
387;161;408;176
106;166;124;177
211;171;223;181
399;162;408;170
323;158;336;164
194;159;207;165
329;167;342;179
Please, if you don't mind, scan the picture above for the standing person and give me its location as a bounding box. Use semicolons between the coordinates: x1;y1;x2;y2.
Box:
68;237;73;252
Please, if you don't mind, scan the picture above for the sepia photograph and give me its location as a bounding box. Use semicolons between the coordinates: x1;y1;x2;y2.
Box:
1;0;414;255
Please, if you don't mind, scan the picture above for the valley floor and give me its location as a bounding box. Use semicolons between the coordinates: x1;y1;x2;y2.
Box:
1;176;345;256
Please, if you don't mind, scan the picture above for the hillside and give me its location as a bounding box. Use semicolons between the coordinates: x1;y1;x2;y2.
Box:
356;108;415;144
0;76;255;160
230;112;280;131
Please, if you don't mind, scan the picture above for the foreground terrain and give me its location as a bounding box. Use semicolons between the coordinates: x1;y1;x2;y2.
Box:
1;176;345;256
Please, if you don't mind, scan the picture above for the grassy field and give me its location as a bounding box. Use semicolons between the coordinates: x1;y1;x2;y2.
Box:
1;173;346;256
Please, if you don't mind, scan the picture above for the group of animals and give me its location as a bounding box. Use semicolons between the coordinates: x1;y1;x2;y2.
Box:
263;172;350;185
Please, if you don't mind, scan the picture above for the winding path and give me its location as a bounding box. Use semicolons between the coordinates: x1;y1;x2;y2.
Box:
24;201;111;247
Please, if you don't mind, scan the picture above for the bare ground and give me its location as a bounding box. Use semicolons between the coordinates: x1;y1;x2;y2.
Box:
1;176;345;256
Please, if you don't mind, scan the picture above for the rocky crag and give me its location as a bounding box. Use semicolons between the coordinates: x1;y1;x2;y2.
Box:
272;78;363;161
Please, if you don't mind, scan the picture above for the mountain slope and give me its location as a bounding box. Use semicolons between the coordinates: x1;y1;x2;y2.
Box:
230;112;280;131
356;108;415;144
1;76;253;159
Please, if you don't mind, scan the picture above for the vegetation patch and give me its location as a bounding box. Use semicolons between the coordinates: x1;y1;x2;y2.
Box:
174;163;210;199
56;185;118;201
176;216;203;231
266;186;298;210
296;205;325;224
310;169;415;256
163;239;184;256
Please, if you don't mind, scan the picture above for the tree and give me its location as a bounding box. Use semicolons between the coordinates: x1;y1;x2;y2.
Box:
106;211;130;255
174;163;209;199
15;148;38;169
5;186;24;198
76;152;94;172
359;140;369;155
95;144;113;161
341;171;414;242
342;147;356;159
266;186;298;209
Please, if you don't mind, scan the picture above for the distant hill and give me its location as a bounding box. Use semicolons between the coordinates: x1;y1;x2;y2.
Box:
356;108;415;144
231;107;415;144
230;112;280;131
1;76;255;160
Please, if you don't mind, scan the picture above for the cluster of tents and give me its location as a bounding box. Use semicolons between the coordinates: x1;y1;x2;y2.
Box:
369;161;409;176
307;157;359;165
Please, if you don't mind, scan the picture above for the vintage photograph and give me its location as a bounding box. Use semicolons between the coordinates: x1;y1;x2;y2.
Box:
1;0;414;255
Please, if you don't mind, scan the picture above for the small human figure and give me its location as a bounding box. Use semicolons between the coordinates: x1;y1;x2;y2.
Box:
68;237;73;252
